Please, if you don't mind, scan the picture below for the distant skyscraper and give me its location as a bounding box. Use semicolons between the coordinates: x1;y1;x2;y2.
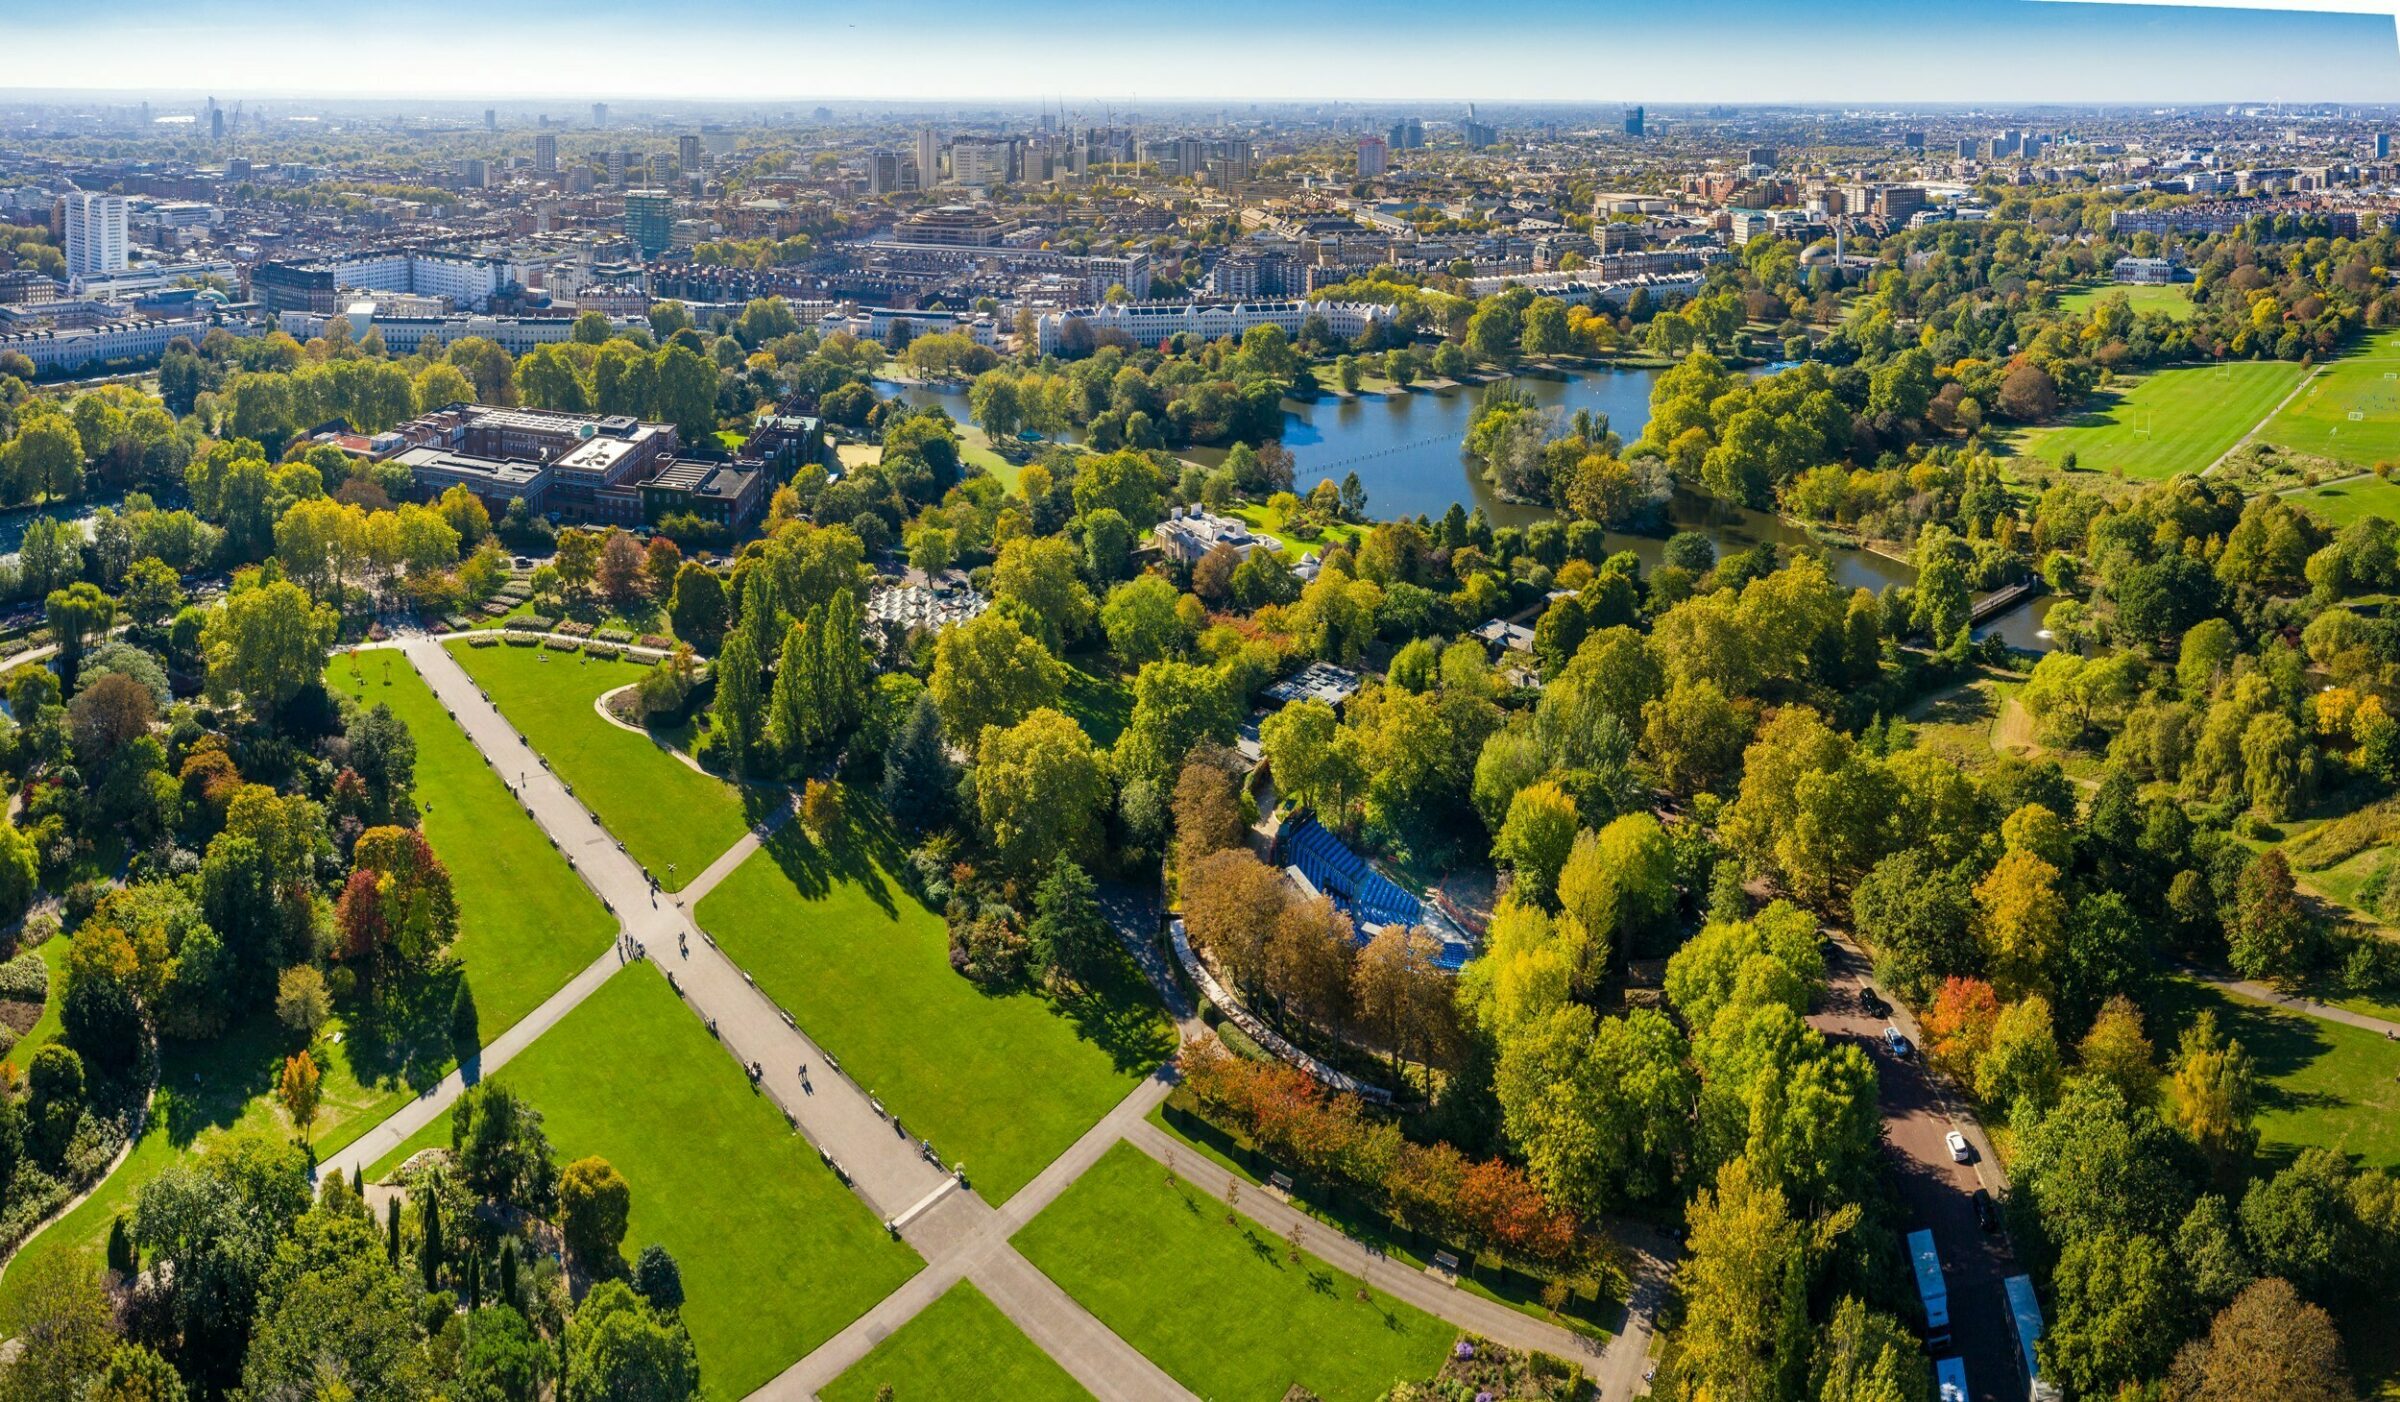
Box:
1356;135;1387;178
210;104;224;142
534;132;557;174
1958;136;1977;159
60;191;128;278
1903;131;1925;153
485;108;496;132
869;150;902;194
591;102;608;129
1624;106;1644;138
624;190;673;256
2379;132;2392;160
917;128;941;184
679;133;701;175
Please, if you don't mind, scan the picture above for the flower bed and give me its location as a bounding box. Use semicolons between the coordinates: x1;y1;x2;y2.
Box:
596;628;635;644
504;616;554;632
554;620;594;638
542;637;580;652
468;636;501;648
639;634;675;652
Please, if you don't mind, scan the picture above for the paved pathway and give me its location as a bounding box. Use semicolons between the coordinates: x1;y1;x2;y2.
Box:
334;635;1675;1401
2196;970;2400;1038
360;637;1188;1400
2206;360;2317;474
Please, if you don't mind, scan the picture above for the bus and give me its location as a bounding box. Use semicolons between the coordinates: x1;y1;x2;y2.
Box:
1936;1356;1970;1402
1908;1228;1951;1345
2002;1273;2062;1402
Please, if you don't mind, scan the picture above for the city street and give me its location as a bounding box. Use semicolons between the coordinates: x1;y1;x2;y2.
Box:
1809;937;2020;1402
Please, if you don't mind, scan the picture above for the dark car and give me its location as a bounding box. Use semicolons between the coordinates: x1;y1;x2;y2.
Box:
1860;987;1891;1019
1973;1189;1998;1233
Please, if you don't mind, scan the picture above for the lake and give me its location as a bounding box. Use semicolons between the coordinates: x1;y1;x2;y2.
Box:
870;369;2051;650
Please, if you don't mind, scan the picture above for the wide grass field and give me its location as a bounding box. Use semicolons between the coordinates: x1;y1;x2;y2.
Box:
371;966;921;1399
1012;1141;1456;1401
693;789;1173;1202
821;1281;1092;1402
447;641;756;890
2285;472;2400;529
2056;283;2196;320
2013;359;2305;481
2151;976;2400;1168
2258;329;2400;469
327;651;614;1036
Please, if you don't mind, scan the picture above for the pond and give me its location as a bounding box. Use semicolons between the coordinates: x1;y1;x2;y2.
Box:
871;370;2051;651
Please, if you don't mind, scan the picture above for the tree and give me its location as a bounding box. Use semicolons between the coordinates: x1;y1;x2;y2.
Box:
2230;851;2318;982
11;416;84;503
1115;661;1237;793
667;564;727;652
975;708;1111;872
650;343;720;441
67;671;153;773
991;536;1096;653
201;579;338;722
1974;994;2063;1117
1100;574;1187;665
450;976;481;1060
2043;1230;2187;1398
597;531;648;606
1260;699;1365;823
44;584;115;691
278;1052;321;1142
1555;814;1677;966
457;1306;546;1402
2078;995;2158;1109
1495;1003;1694;1214
801;778;840;838
930;612;1063;744
1028;861;1111;986
450;1082;557;1211
2168;1278;2353;1402
632;1246;685;1314
879;693;957;834
0;1252;116;1402
1182;848;1288;994
559;1156;633;1269
1352;924;1455;1072
766;619;822;767
567;1281;700;1402
1975;850;2068;1001
1641;679;1750;797
1495;781;1578;907
1809;1297;1933;1402
131;1131;313;1393
1669;1156;1808;1402
707;627;767;776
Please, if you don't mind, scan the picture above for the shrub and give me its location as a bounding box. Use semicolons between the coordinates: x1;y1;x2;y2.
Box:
0;949;49;1002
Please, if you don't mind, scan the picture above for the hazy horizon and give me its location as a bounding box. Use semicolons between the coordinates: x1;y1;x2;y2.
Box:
0;0;2393;107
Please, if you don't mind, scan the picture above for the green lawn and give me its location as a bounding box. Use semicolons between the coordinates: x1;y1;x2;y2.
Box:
3;936;70;1074
1058;663;1135;750
2285;472;2400;528
371;967;921;1399
446;641;757;890
327;652;615;1038
820;1281;1092;1402
1012;1141;1456;1401
2013;360;2306;481
2151;976;2400;1168
1231;500;1369;558
2258;330;2400;469
2056;283;2196;321
692;789;1173;1202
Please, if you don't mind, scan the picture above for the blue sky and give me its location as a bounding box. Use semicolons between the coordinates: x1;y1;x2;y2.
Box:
0;0;2393;104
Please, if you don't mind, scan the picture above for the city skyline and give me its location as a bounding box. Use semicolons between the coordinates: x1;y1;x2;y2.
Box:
1;0;2396;105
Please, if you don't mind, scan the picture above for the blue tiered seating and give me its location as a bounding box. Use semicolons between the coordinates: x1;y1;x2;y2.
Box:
1280;813;1437;952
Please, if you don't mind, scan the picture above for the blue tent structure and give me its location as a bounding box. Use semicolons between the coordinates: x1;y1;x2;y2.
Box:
1276;813;1476;970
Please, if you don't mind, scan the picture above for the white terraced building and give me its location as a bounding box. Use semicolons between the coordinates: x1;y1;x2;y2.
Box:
1034;298;1393;355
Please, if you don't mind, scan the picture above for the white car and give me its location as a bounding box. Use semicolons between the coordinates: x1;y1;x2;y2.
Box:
1945;1130;1972;1163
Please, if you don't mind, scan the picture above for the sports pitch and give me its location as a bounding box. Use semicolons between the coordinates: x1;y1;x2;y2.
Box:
2012;359;2305;480
2256;330;2400;468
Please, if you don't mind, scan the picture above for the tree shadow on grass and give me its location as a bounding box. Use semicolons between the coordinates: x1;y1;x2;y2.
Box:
755;795;904;918
337;963;462;1101
1052;949;1178;1077
154;1015;293;1150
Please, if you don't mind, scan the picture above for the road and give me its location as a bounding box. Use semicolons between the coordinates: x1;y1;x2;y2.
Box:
1810;937;2019;1402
